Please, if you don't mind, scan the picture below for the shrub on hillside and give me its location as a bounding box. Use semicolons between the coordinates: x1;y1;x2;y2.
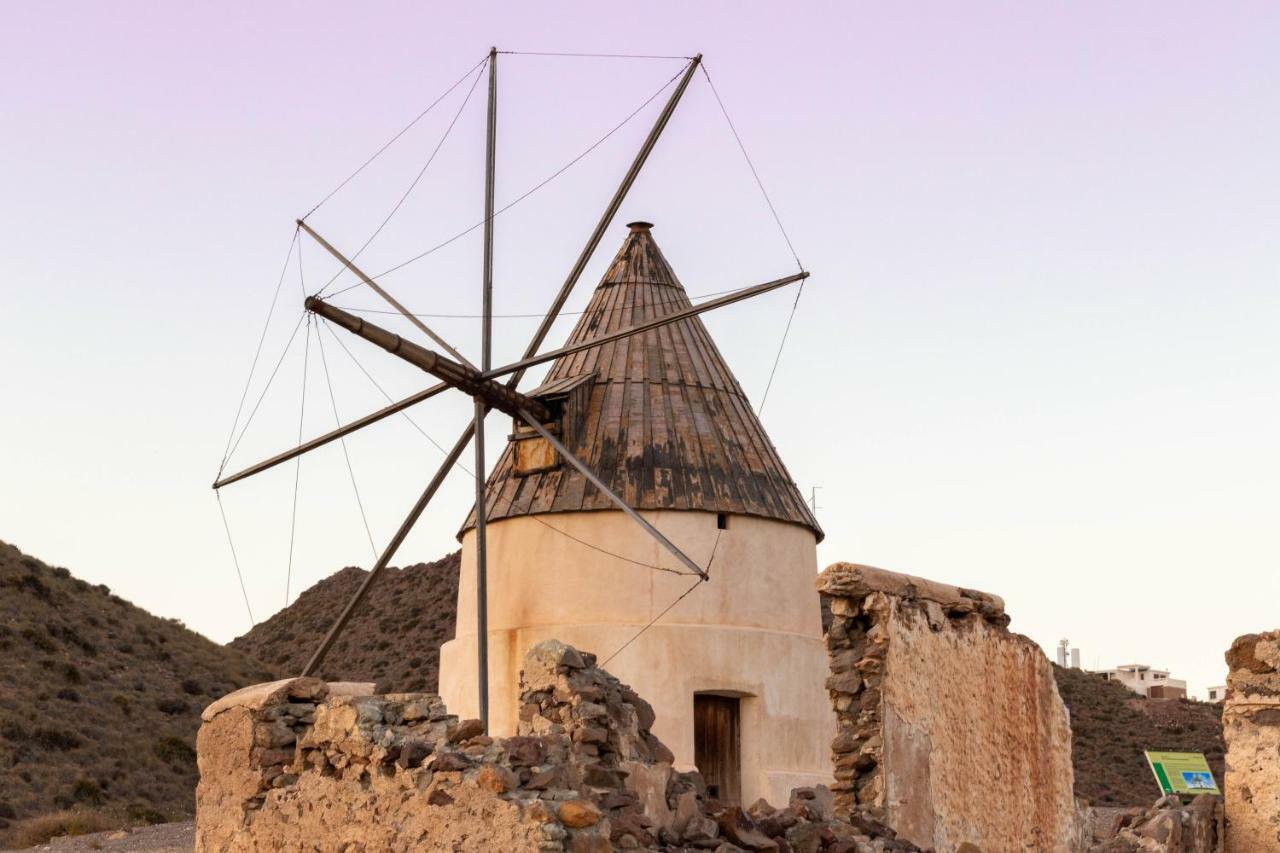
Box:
125;803;166;825
1;809;117;848
32;728;82;751
154;736;195;765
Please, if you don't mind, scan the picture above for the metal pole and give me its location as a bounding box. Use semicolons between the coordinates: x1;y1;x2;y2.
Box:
514;54;702;377
517;411;708;581
301;424;474;677
483;271;807;382
297;220;474;368
474;45;497;733
213;379;448;489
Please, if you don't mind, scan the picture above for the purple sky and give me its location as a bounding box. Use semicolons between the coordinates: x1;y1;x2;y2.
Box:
2;3;1278;698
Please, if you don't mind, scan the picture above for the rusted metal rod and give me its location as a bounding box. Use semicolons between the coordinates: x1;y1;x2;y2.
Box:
517;411;708;580
306;296;549;421
212;380;449;489
514;54;702;384
301;423;474;677
483;270;808;382
297;220;474;369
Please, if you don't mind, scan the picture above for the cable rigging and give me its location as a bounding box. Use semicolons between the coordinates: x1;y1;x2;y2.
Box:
283;316;313;607
314;59;490;296
300;54;491;221
699;62;808;415
322;64;687;299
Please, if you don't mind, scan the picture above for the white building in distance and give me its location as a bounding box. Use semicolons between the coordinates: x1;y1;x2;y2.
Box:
1098;663;1188;699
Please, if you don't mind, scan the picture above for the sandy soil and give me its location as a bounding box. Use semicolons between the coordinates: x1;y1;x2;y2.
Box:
15;821;193;852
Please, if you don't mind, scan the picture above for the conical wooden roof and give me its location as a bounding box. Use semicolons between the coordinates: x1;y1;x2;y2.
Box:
462;222;822;541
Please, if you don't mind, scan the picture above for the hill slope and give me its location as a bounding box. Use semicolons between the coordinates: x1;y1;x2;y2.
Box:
0;541;274;828
229;552;460;693
1053;664;1224;806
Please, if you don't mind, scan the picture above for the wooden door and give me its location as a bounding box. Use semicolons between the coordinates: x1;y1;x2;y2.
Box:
694;694;741;803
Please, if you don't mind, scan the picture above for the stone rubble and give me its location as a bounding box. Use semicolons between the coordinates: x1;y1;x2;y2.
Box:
197;639;920;852
1093;794;1223;853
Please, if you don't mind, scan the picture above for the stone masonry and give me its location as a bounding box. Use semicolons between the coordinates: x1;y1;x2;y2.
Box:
197;639;920;852
817;562;1081;853
1223;630;1280;853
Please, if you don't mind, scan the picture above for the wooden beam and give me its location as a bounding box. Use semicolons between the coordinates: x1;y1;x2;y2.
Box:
297;220;475;369
306;296;549;421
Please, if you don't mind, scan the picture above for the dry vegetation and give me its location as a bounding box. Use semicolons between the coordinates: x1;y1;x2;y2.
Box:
0;541;274;847
1053;664;1224;806
229;551;460;693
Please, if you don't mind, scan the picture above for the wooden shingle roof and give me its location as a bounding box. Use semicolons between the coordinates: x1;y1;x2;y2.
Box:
461;222;822;541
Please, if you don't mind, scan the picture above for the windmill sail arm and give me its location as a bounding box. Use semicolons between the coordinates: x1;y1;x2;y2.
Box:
298;220;474;369
513;54;703;385
211;381;449;490
305;296;550;421
516;410;709;581
213;269;805;491
484;269;808;381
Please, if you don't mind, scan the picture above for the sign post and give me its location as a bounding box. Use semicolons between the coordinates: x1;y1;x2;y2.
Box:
1144;751;1221;796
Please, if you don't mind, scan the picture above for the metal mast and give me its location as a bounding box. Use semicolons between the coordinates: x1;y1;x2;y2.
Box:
475;46;498;732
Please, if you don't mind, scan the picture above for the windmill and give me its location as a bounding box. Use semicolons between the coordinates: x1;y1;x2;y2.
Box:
212;51;819;794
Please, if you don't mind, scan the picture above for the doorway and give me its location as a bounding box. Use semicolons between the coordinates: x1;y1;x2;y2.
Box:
694;694;741;803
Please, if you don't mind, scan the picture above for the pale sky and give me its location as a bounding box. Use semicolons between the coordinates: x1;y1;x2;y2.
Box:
2;3;1277;699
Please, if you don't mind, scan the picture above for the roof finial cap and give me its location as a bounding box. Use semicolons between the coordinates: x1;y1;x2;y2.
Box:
626;221;654;232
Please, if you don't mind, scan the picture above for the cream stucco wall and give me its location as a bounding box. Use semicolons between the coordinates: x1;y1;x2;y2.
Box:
438;510;834;806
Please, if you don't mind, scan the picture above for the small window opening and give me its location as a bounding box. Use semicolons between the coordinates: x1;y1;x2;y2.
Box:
716;512;728;530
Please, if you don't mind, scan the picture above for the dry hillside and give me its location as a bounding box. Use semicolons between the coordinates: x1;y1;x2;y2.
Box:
0;541;274;833
1053;664;1224;806
229;552;460;693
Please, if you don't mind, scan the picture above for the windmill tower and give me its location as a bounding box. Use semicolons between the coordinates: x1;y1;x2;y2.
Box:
439;221;831;805
212;50;825;808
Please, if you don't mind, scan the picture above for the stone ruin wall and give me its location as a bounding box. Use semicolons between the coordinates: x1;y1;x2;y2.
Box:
1222;630;1280;853
817;562;1081;853
196;639;919;852
196;561;1241;853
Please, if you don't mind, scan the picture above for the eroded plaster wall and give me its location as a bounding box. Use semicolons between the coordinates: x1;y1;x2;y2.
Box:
439;510;834;805
817;562;1080;853
1223;630;1280;853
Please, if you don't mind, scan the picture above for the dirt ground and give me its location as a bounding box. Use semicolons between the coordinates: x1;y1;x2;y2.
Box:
14;821;193;852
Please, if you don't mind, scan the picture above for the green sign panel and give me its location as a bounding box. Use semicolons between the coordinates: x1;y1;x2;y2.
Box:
1145;751;1220;796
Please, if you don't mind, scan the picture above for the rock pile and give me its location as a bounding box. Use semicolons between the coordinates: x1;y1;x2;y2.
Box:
1094;794;1222;853
196;640;919;852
